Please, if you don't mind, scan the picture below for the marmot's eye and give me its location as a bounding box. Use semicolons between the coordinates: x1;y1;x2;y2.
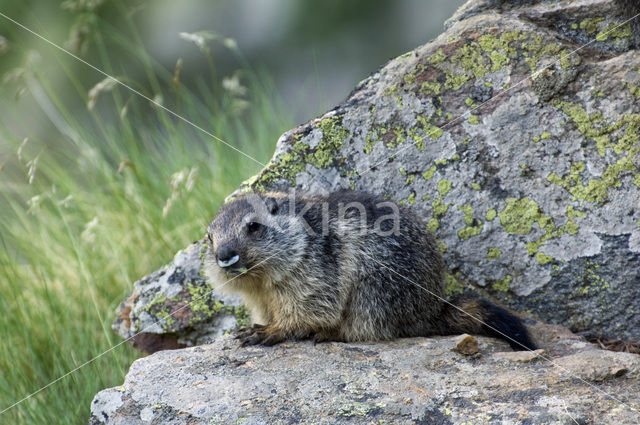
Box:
246;221;261;233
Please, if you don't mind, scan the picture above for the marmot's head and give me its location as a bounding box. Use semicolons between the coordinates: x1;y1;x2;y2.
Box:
205;192;307;285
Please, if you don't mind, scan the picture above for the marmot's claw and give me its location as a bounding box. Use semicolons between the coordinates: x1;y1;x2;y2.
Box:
313;333;333;345
260;335;279;346
235;324;264;337
235;325;285;346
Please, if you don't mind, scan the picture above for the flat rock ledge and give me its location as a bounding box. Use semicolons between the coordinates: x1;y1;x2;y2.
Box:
90;325;640;424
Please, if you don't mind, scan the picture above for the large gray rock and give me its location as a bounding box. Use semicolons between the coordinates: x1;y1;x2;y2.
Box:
89;324;640;424
112;241;249;352
114;0;640;353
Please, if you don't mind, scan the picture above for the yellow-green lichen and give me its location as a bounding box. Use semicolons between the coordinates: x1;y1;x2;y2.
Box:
427;217;439;233
577;261;610;295
420;80;442;96
628;83;640;99
467;115;479;125
547;162;608;204
186;282;224;320
238;174;260;191
579;17;605;35
521;36;577;72
145;293;175;329
486;247;501;260
437;179;452;196
255;115;349;189
403;72;416;85
457;204;483;240
459;205;473;224
315;116;350;167
565;205;586;235
457;224;482;240
199;242;209;264
595;23;632;42
422;165;437;180
488;49;509;71
444;272;465;295
233;305;251;328
492;274;512;292
545;107;640;203
407;127;424;150
498;197;551;235
485;208;497;221
427;48;447;65
536;252;553;265
442;32;527;90
437;239;447;253
432;199;449;216
428;179;454;225
521;204;588;258
471;182;481;190
556;101;608;146
383;85;398;96
365;115;443;155
417;115;444;140
363;125;388;154
337;402;384;418
186;282;250;327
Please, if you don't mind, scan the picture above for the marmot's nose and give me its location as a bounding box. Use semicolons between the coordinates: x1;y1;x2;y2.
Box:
217;244;240;268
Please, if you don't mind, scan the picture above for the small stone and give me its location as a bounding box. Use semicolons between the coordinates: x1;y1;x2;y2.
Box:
610;367;628;378
453;333;479;355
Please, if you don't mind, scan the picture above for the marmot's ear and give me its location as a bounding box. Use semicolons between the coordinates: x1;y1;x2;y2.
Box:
265;197;278;214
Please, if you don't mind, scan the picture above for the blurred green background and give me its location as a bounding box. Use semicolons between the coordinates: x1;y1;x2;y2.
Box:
0;0;465;423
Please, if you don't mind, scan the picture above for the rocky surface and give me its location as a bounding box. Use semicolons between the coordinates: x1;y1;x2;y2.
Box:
90;323;640;424
112;241;248;352
113;0;640;351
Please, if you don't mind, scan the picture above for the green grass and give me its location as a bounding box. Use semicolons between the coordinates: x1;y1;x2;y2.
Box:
0;14;292;424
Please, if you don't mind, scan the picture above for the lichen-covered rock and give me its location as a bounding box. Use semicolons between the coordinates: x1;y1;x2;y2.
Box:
113;0;640;351
112;241;248;353
237;0;640;339
89;324;640;424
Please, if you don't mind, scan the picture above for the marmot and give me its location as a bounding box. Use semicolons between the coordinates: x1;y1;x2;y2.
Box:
204;190;535;350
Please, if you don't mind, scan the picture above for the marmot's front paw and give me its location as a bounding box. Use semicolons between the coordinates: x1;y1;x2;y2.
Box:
235;324;286;346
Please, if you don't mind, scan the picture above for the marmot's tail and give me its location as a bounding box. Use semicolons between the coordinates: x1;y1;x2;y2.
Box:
439;296;536;351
